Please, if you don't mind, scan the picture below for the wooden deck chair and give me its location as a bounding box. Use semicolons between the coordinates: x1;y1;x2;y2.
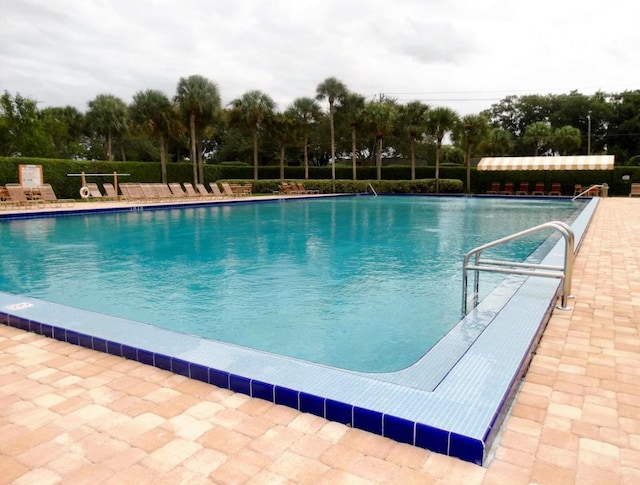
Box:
195;183;213;198
168;183;187;197
499;182;514;195
220;182;236;197
182;182;200;198
39;184;74;207
209;183;226;198
102;183;119;199
152;183;173;199
531;183;545;195
5;183;44;208
85;183;103;198
140;183;160;201
486;182;501;194
573;184;583;196
515;182;529;195
297;182;319;194
548;183;562;196
629;183;640;197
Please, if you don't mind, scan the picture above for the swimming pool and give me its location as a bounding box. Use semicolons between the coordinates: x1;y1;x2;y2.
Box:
0;197;582;372
0;195;598;465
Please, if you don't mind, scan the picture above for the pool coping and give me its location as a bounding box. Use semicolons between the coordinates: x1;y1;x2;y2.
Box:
0;195;598;465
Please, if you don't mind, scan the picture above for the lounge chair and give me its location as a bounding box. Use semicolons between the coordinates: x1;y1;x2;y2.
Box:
182;182;200;198
152;183;173;199
515;182;529;195
548;183;562;196
531;183;545;195
499;182;514;195
220;182;236;197
4;183;44;208
140;184;160;201
294;182;320;194
102;183;119;199
168;183;187;197
196;183;216;198
119;183;145;201
573;184;583;196
85;183;103;198
209;183;226;198
630;183;640;197
486;182;501;194
39;184;74;207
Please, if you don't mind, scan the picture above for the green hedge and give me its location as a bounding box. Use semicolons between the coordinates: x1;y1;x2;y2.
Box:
2;157;639;197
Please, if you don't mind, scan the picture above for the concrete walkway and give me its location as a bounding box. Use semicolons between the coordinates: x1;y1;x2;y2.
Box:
1;198;639;484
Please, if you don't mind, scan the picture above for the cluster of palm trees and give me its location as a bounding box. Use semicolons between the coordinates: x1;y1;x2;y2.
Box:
121;75;489;192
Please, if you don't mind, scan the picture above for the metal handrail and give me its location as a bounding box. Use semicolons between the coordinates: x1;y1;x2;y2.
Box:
366;183;378;196
572;184;602;200
462;221;574;315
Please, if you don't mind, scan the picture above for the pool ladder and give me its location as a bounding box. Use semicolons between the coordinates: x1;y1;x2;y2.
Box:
462;221;575;316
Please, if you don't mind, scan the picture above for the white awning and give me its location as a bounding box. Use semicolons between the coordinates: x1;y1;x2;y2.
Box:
477;155;615;171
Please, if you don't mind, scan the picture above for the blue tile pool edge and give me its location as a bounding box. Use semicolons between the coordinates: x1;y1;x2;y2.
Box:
0;197;599;466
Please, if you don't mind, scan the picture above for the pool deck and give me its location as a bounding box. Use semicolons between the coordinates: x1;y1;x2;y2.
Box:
1;196;639;484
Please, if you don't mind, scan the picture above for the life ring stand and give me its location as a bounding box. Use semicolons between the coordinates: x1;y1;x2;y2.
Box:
79;186;91;199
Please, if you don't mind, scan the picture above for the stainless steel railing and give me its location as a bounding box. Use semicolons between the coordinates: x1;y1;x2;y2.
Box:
462;221;574;315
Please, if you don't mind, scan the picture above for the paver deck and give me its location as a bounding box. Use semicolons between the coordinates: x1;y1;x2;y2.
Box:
1;197;639;484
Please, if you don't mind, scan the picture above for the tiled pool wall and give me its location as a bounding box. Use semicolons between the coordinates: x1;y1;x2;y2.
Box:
0;195;598;465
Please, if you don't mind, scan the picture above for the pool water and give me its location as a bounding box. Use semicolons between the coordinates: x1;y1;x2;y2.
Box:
0;196;584;372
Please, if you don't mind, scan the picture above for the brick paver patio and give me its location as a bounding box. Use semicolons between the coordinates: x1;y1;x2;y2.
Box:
1;197;639;484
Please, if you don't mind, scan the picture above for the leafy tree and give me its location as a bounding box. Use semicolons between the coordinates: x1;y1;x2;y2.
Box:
39;106;85;159
396;101;429;180
607;90;640;162
453;114;490;193
316;77;348;190
130;89;176;183
86;94;128;161
288;97;321;179
364;97;397;180
175;75;221;183
553;125;581;155
425;106;459;192
523;121;553;155
335;91;366;180
0;91;49;157
229;90;276;181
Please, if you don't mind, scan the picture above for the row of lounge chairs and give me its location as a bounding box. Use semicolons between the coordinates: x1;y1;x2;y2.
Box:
486;182;566;196
114;182;252;202
0;183;74;209
275;181;319;195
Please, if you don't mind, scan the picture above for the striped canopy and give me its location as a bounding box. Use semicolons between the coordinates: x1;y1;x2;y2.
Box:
477;155;615;171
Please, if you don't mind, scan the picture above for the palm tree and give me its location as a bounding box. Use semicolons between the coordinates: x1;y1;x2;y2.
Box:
453;114;490;193
175;75;221;184
523;121;553;155
288;97;321;179
425;106;459;192
336;92;366;180
365;98;397;180
229;90;276;181
396;101;429;180
130;89;176;183
316;77;348;191
86;94;128;161
553;125;582;155
269;111;296;180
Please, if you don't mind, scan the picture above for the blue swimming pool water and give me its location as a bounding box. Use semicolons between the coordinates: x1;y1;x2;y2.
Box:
0;196;584;372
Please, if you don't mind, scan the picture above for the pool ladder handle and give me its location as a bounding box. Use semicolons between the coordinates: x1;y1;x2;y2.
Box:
366;183;378;196
572;183;608;200
461;221;575;316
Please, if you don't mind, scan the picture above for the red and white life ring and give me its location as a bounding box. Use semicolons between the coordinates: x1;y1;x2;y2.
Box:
79;186;91;199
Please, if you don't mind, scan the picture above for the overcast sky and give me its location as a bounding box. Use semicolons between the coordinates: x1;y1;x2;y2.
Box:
1;0;639;116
